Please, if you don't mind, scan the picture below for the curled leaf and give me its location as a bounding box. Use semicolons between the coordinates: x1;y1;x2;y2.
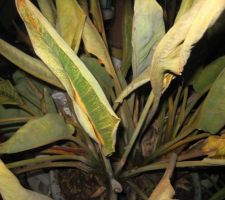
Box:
0;159;52;200
0;113;74;154
150;0;225;100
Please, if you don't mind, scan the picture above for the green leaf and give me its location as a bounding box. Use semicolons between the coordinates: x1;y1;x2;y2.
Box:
192;55;225;92
16;0;120;155
37;0;56;27
150;0;225;101
56;0;86;52
0;80;23;105
121;0;133;76
196;68;225;134
81;55;113;99
0;39;63;89
13;71;43;115
0;113;74;153
0;159;53;200
132;0;165;77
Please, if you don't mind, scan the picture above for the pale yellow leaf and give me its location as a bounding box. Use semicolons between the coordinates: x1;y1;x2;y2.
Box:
0;160;52;200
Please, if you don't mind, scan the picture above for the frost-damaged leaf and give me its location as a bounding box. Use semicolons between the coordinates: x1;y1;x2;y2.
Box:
16;0;120;155
0;39;63;89
37;0;56;27
192;55;225;92
196;68;225;134
0;113;74;154
121;0;133;76
150;0;225;101
56;0;86;53
90;0;107;45
201;135;225;157
0;80;23;105
132;0;165;77
0;159;53;200
148;154;176;200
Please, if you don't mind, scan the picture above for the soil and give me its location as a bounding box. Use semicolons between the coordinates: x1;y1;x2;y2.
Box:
57;168;106;200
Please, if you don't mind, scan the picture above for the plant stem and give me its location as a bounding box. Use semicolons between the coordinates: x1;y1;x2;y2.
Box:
126;181;148;200
115;92;155;175
100;149;122;199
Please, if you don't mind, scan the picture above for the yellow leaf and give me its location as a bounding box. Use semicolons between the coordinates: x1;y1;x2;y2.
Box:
56;0;86;52
150;0;225;101
0;160;52;200
202;135;225;157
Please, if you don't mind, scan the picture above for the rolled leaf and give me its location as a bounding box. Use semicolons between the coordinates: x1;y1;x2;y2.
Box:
90;0;107;45
150;0;225;101
37;0;56;27
16;0;120;155
0;159;52;200
196;68;225;134
121;0;133;76
56;0;86;52
0;80;23;105
192;55;225;92
132;0;165;77
0;39;63;89
0;113;74;153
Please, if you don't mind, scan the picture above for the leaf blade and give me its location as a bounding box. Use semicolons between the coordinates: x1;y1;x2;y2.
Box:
16;0;120;155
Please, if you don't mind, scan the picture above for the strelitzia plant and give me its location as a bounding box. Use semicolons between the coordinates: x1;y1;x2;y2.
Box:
0;0;225;199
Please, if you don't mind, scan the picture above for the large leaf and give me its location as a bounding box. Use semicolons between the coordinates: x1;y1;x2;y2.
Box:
56;0;86;52
16;0;120;155
0;159;52;200
150;0;225;101
192;55;225;92
0;80;23;105
0;39;63;89
132;0;165;77
196;68;225;134
0;113;74;153
37;0;56;27
121;0;133;76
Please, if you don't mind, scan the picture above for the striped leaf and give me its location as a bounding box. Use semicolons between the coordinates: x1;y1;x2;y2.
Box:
16;0;120;155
